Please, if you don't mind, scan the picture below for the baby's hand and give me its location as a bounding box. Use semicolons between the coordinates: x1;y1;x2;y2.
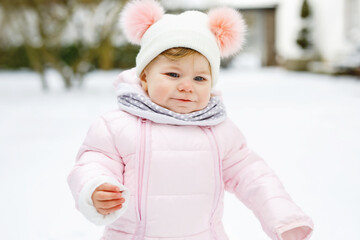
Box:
91;183;125;215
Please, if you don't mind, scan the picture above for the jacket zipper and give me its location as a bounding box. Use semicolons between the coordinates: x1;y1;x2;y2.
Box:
134;118;148;240
204;127;222;240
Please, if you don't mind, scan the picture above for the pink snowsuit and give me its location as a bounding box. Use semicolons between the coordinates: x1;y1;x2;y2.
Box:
68;69;313;240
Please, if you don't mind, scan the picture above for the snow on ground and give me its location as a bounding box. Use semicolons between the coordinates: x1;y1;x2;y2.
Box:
0;67;359;240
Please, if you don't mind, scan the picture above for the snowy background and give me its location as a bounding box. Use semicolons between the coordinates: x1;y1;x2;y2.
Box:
0;67;359;240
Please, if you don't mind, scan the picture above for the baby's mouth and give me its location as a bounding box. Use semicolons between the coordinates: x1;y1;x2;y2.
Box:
174;98;193;102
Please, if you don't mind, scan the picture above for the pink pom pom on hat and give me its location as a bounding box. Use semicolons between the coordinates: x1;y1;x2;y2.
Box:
208;7;247;58
120;0;164;45
120;0;247;86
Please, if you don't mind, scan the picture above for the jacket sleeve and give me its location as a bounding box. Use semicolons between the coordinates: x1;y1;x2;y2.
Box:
67;116;130;225
218;120;313;240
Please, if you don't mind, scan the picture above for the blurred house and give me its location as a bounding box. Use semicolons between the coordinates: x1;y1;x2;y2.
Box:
0;0;359;77
162;0;360;73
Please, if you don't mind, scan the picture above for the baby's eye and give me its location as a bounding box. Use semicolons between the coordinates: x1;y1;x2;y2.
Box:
194;76;206;81
166;72;180;78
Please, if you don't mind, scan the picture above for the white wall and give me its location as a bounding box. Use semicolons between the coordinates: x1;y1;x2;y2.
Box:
312;0;349;61
276;0;304;59
276;0;359;62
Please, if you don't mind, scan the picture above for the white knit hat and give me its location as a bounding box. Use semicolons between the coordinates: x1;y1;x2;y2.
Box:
120;0;247;86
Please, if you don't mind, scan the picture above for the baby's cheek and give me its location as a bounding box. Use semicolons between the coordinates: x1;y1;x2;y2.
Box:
149;85;169;104
155;86;170;97
199;91;211;107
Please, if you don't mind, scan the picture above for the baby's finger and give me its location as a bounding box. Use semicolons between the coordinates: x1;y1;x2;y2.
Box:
97;198;125;209
96;183;120;193
94;191;122;201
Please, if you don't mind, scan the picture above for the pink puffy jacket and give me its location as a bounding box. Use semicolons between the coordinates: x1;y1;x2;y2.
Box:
68;70;313;240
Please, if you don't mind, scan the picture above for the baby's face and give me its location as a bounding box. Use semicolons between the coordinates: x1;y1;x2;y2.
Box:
141;53;212;114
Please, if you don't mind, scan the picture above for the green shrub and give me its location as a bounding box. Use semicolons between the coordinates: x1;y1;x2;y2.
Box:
0;47;31;69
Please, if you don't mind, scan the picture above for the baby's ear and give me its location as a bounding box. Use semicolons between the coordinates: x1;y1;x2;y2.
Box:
120;0;165;45
208;7;247;58
139;71;148;92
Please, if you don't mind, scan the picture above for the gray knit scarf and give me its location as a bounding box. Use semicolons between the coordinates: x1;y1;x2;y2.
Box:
116;83;226;126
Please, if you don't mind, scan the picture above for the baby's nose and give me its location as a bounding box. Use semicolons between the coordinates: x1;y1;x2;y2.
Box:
177;79;193;92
